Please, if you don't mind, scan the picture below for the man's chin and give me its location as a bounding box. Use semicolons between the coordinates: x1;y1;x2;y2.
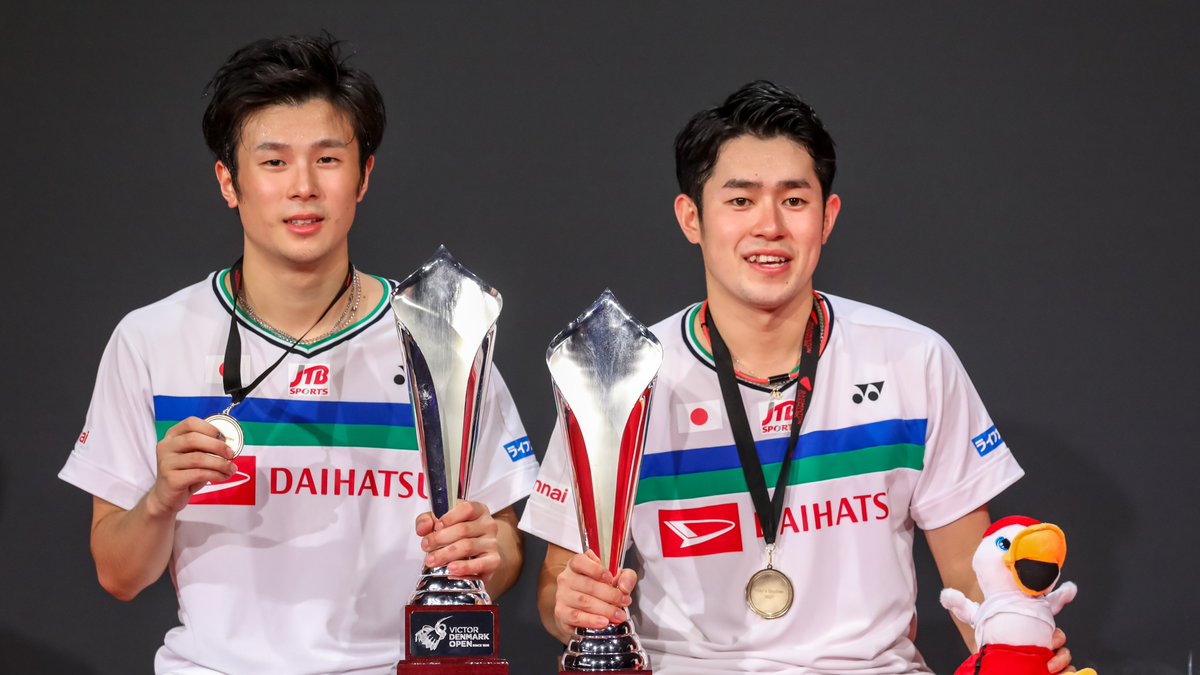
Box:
737;288;813;314
253;248;342;272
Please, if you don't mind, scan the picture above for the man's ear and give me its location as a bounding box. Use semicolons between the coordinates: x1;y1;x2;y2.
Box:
675;194;702;245
215;161;238;209
821;193;841;244
357;155;375;202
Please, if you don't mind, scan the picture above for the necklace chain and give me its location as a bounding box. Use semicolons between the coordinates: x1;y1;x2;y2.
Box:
239;269;361;346
733;349;803;400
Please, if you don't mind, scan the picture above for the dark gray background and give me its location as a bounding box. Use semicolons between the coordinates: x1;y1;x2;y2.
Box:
4;2;1197;673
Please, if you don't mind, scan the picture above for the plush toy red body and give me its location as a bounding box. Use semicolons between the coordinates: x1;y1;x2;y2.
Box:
939;516;1096;675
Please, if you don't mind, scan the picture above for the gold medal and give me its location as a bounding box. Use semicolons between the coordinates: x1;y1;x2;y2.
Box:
204;412;245;459
745;566;793;619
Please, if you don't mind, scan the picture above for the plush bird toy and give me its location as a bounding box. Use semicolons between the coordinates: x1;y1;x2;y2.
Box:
940;516;1097;675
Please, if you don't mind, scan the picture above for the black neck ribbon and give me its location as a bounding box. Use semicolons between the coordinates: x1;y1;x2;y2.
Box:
222;258;354;407
705;299;824;547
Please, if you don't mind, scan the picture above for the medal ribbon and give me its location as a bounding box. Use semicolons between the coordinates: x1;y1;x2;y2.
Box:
704;297;825;547
221;257;354;408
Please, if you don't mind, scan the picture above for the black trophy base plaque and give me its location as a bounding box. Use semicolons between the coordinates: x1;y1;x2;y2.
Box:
398;604;507;674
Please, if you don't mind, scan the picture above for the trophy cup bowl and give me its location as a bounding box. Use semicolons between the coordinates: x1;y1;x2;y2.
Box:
547;290;662;674
392;246;507;674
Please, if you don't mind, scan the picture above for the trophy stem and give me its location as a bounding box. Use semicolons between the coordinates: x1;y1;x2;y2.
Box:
559;620;652;673
409;565;493;606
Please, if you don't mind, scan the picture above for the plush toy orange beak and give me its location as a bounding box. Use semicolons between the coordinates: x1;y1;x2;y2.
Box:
1003;522;1067;596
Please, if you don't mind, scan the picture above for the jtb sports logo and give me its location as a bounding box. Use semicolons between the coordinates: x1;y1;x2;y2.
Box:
289;364;331;396
504;437;533;462
658;503;742;557
190;456;256;506
972;425;1003;457
758;400;795;435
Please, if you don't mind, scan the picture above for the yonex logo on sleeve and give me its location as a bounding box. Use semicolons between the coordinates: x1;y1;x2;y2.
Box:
971;425;1003;457
503;437;532;462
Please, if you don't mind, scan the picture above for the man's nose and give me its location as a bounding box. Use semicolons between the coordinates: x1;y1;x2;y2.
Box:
290;164;320;200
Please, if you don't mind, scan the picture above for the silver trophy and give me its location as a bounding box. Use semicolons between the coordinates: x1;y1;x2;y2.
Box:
547;291;662;673
392;246;501;608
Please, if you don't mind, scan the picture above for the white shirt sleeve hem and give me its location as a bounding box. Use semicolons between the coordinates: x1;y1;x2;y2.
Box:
469;460;539;515
58;449;148;511
911;453;1024;530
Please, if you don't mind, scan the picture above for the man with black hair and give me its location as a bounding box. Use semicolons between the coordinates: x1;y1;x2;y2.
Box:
521;81;1074;673
60;34;537;674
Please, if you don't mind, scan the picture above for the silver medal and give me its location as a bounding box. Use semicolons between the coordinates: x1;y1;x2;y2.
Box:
204;412;245;459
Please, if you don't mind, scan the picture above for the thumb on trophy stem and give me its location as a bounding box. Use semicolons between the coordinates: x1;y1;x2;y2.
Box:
616;569;638;595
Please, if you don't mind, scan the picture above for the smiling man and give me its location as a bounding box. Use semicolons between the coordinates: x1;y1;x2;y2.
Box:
520;81;1075;673
59;35;537;674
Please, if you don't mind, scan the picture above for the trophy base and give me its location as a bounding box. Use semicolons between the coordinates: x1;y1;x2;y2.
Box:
401;604;503;670
399;659;508;674
559;662;652;667
558;621;652;672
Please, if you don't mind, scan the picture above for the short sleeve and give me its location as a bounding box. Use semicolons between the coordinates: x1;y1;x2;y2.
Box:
465;366;539;514
909;339;1024;530
517;421;584;553
59;321;160;510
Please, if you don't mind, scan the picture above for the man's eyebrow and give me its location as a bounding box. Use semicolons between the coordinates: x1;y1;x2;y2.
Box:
778;178;813;190
719;178;813;189
722;178;762;189
252;138;350;151
313;138;351;149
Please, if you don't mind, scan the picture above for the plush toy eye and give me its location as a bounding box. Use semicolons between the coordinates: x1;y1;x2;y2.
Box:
994;536;1011;551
